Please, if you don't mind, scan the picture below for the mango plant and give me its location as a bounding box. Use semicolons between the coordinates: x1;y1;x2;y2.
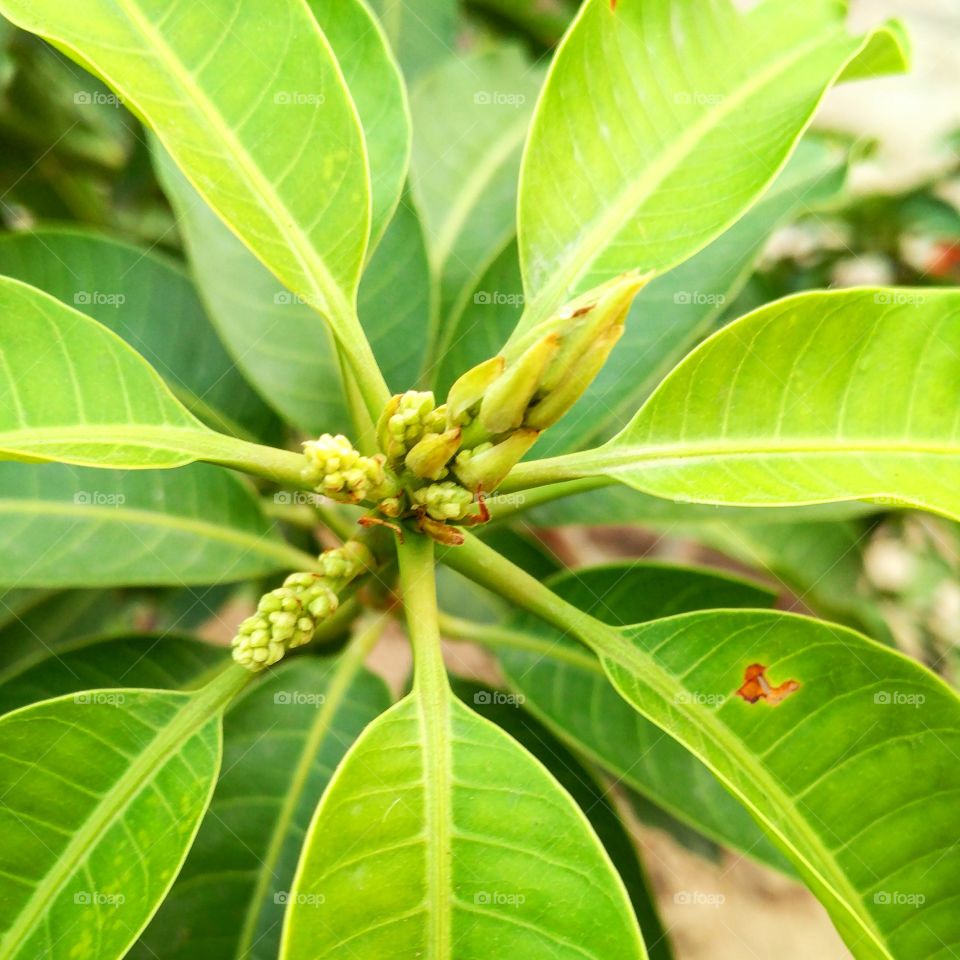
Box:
0;1;956;959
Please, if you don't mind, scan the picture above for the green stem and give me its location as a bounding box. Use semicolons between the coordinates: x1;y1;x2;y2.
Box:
496;451;597;493
397;535;448;696
438;612;598;671
335;314;392;425
485;475;613;522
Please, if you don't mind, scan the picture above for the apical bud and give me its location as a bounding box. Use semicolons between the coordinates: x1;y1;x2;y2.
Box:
478;334;560;436
405;428;462;480
453;428;540;492
317;541;373;582
446;356;505;426
377;390;440;463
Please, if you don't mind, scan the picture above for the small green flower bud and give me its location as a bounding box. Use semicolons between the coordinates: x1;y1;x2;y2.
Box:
317;541;373;581
453;428;540;492
405;428;462;480
302;435;393;504
446;356;505;426
478;334;560;436
412;481;475;522
378;391;440;462
232;574;341;671
302;434;360;483
379;495;405;518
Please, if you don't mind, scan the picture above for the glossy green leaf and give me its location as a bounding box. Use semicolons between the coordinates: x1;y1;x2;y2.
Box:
0;667;247;960
369;0;458;82
308;0;410;251
435;136;846;408
410;47;543;331
445;537;960;959
0;0;371;337
0;462;308;587
135;654;392;960
514;0;907;332
155;145;429;434
495;563;791;873
282;686;646;958
461;678;674;960
0;227;280;443
0;633;223;715
596;612;960;959
534;137;849;456
0;276;302;477
548;289;960;521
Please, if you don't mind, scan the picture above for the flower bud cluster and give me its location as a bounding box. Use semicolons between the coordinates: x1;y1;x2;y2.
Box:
302;434;394;504
232;572;339;671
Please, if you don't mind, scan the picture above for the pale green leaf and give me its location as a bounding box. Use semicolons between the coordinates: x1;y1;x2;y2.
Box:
495;563;791;873
308;0;410;251
282;687;647;959
0;0;372;335
546;289;960;521
0;276;303;478
410;47;544;329
155;144;429;434
369;0;458;82
0;462;308;587
134;655;392;960
0;227;280;443
514;0;907;332
0;668;247;960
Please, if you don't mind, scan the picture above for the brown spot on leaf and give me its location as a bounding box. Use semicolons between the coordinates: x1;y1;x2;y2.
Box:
610;0;618;10
736;663;800;706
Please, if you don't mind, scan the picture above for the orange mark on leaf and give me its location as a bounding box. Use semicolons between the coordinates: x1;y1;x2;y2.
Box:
736;663;800;706
610;0;618;10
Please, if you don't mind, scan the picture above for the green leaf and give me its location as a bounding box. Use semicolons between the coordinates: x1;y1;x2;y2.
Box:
410;47;543;330
461;677;675;960
0;227;280;443
0;633;223;715
307;0;410;252
514;0;907;332
534;137;849;456
0;462;308;587
444;537;960;959
0;0;371;337
155;145;429;434
282;687;647;958
135;654;392;960
369;0;458;82
0;276;303;479
0;667;247;960
596;612;960;959
550;289;960;522
495;563;791;873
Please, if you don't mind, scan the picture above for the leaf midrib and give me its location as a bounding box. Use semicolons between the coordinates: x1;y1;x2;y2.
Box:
0;498;307;570
107;0;358;325
523;20;850;323
0;679;235;957
593;621;890;960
